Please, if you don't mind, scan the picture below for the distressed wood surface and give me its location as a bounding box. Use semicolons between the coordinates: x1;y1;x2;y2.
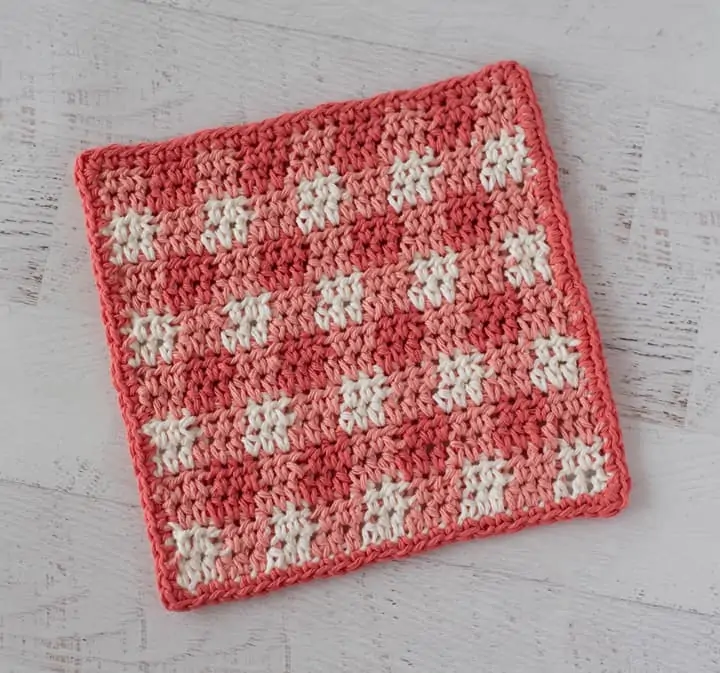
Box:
1;0;719;670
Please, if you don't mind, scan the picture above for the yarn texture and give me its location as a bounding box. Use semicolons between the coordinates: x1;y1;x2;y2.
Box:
74;61;630;611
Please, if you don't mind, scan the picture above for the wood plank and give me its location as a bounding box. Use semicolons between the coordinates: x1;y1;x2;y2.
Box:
141;0;720;111
0;481;718;673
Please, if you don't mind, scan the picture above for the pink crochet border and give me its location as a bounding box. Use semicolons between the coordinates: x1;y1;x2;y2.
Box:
75;61;630;610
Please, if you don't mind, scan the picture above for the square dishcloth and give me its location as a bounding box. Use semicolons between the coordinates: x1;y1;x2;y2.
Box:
75;60;630;610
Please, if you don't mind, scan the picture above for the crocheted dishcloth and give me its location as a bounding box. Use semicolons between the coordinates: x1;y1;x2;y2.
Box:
74;61;630;611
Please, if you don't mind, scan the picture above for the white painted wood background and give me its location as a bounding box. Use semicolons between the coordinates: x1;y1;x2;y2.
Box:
1;0;719;670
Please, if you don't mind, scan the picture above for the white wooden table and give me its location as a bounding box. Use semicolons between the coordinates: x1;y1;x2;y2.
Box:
1;1;719;671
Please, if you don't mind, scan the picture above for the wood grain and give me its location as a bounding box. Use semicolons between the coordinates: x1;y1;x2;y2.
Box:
1;0;719;670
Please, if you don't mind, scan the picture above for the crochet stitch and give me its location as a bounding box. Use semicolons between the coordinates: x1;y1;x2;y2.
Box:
74;61;630;610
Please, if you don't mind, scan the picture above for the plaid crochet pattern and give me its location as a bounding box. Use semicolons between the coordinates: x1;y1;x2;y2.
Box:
75;61;630;610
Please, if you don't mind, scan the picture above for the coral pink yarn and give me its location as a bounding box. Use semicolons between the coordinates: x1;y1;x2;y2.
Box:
74;61;630;611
